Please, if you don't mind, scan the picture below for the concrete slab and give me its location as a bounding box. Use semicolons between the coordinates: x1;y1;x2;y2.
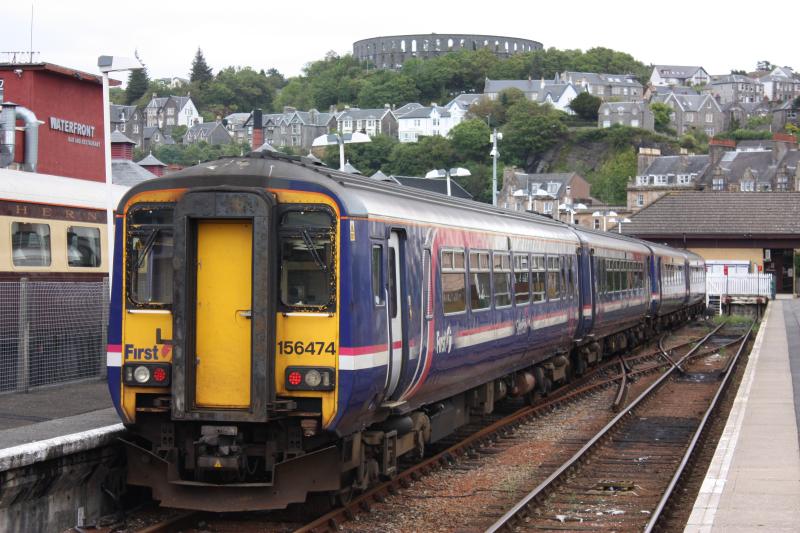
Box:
685;302;800;532
0;379;112;430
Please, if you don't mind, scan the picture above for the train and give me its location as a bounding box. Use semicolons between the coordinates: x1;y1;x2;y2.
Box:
108;150;706;511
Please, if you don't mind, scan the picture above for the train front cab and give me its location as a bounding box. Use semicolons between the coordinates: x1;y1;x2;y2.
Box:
115;184;349;511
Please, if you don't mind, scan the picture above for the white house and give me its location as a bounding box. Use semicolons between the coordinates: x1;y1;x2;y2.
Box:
650;65;710;87
397;105;458;143
483;79;579;113
445;93;482;123
144;95;203;129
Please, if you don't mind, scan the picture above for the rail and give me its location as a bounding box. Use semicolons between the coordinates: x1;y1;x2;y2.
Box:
485;322;727;532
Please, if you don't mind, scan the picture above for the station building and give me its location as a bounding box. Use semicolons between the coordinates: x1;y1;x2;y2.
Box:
0;63;117;181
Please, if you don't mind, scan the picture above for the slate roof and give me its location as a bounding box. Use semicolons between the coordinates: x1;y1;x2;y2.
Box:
291;110;334;126
654;65;706;79
342;161;361;174
640;155;710;177
393;103;424;117
509;172;579;198
109;104;138;123
143;126;160;140
337;108;393;121
561;71;642;88
399;106;451;119
623;192;800;236
136;153;166;167
111;160;158;186
710;74;758;85
600;102;647;113
110;130;136;144
392;176;473;199
666;93;720;112
716;150;777;184
484;79;543;93
652;86;699;96
446;93;482;109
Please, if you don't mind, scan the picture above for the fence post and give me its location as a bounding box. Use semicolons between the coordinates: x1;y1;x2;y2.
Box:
100;277;109;379
16;277;29;393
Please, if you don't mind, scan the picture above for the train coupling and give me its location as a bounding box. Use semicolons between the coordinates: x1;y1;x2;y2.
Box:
196;425;244;474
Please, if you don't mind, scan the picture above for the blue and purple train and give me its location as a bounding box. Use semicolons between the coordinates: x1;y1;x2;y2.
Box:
109;150;705;511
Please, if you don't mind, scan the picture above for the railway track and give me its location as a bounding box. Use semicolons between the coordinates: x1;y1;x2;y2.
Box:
89;320;737;533
486;320;754;532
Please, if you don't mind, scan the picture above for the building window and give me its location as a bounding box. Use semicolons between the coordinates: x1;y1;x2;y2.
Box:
655;175;668;185
602;120;611;127
631;119;639;127
604;108;610;116
686;112;695;122
594;218;601;230
133;124;139;134
712;178;724;191
414;119;421;127
636;175;648;185
741;180;755;192
678;174;691;184
167;108;174;116
637;193;644;207
777;176;789;191
543;201;553;214
291;124;300;134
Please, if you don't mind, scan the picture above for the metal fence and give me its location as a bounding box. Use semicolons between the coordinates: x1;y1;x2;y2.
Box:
706;273;775;299
0;279;108;393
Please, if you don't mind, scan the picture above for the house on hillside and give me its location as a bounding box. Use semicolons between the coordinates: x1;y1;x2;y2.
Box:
598;102;654;130
708;74;764;104
141;126;174;152
759;66;800;102
498;169;591;214
627;150;711;210
144;95;203;131
722;101;771;131
557;71;644;101
397;104;457;142
650;65;710;87
772;99;800;132
336;107;398;137
183;122;232;145
663;93;725;136
109;104;144;146
445;93;482;123
483;78;579;113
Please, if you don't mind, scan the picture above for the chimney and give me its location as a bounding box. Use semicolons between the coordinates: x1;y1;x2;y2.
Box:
772;133;797;164
283;106;296;114
708;137;736;167
251;108;263;149
637;146;661;174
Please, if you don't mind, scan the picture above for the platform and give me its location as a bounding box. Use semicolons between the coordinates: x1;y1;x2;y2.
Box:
0;379;119;452
686;299;800;532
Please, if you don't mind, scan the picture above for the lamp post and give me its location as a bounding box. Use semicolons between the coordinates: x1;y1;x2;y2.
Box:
98;55;143;295
425;167;471;196
490;129;502;206
312;131;371;171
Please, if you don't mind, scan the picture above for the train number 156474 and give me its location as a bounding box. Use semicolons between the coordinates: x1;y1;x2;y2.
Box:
277;340;336;356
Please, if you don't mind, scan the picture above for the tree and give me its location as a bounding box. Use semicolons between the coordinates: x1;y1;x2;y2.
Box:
500;100;567;168
449;119;491;163
568;92;602;121
126;67;150;105
357;71;419;108
321;134;398;174
190;48;213;85
386;136;456;176
588;148;636;204
203;67;276;115
650;102;672;133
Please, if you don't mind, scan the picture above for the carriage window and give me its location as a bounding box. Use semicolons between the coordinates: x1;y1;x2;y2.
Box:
513;254;530;304
469;251;491;311
441;249;466;314
566;256;575;297
128;206;174;307
547;255;562;300
493;252;512;308
12;222;51;267
67;226;102;267
279;208;336;311
531;254;545;302
371;245;384;306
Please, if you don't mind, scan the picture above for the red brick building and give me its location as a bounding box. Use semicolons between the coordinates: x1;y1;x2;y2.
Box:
0;63;118;182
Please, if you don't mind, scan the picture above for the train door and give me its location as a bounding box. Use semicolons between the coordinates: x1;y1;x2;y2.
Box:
385;231;407;399
195;220;252;408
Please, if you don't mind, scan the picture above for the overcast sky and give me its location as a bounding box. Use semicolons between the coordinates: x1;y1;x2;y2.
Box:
4;1;798;82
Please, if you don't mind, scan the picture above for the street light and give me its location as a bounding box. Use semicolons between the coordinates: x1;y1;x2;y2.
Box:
610;216;632;234
312;132;371;171
98;54;143;296
490;130;503;206
425;167;471;196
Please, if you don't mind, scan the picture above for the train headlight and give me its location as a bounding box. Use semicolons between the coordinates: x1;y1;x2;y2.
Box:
285;366;335;391
123;363;171;387
304;369;322;387
133;366;151;383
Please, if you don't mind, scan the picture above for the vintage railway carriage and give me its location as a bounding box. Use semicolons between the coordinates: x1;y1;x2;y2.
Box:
109;151;704;511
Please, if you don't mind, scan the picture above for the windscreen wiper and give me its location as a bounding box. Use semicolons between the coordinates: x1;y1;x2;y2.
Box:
301;229;327;272
135;228;161;269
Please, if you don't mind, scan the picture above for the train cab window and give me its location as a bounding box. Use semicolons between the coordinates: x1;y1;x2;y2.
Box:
371;245;384;306
441;249;466;314
513;254;530;304
469;251;491;311
493;252;512;308
531;254;545;302
279;208;336;311
546;256;562;300
128;206;174;307
11;222;51;267
67;226;101;267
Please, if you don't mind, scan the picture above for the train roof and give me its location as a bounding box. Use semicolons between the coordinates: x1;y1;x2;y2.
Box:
570;225;652;255
0;167;129;209
119;151;581;244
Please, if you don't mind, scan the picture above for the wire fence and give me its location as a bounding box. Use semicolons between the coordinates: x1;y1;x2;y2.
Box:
0;279;108;393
